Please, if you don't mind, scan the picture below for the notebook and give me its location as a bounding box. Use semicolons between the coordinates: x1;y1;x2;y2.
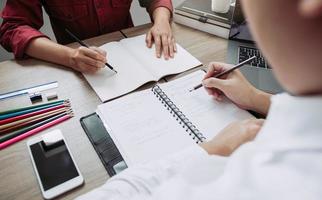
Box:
83;34;202;102
96;70;254;166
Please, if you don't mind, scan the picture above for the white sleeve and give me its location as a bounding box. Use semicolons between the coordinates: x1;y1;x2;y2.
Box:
76;145;228;200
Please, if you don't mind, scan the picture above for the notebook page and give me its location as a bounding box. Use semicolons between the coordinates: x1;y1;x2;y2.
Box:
120;35;202;79
97;89;196;166
83;41;155;102
159;70;254;140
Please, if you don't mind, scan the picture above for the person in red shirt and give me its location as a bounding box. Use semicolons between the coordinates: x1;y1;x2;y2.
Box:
0;0;175;73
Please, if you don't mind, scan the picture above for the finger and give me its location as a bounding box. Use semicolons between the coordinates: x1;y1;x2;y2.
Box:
205;87;213;95
168;36;174;58
216;95;223;101
80;47;105;62
212;89;223;98
80;55;105;69
146;31;153;48
161;34;169;60
204;62;227;79
172;38;177;52
254;119;265;126
202;77;227;91
154;35;162;58
78;62;99;74
90;46;107;58
299;0;322;17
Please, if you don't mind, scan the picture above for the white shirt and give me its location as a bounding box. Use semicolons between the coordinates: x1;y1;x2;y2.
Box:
77;93;322;200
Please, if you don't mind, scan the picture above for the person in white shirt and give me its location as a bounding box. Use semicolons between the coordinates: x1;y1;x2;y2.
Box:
77;0;322;199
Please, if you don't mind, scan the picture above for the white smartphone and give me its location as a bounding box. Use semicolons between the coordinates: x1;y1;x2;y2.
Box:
27;129;84;199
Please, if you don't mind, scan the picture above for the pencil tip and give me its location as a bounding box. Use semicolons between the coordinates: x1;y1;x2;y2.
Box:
189;89;194;92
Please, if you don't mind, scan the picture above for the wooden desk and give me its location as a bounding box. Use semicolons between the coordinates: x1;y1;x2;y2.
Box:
0;23;227;200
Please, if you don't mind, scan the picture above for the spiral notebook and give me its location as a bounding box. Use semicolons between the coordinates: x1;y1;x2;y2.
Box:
97;70;254;166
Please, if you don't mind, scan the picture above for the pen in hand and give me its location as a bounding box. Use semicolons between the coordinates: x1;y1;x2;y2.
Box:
189;56;256;92
65;28;117;74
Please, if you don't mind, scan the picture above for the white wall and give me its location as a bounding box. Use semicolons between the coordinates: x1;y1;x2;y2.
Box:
0;0;185;62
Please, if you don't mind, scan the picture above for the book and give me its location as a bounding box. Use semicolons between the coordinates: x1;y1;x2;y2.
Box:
83;34;202;102
96;70;254;166
174;0;234;38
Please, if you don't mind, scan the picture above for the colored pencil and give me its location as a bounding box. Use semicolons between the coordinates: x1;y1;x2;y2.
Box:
0;108;68;133
0;112;70;143
0;104;70;126
0;113;73;150
0;101;69;120
0;99;67;116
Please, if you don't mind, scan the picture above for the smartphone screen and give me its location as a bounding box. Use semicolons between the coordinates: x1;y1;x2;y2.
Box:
30;140;79;191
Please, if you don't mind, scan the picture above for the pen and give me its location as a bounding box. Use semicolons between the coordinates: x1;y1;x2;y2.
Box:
65;28;117;74
189;56;256;92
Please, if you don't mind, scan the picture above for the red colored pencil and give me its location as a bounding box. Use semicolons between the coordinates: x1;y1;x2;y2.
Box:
0;113;73;150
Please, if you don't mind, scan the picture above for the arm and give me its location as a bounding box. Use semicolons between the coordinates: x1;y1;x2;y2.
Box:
139;0;176;60
25;37;107;73
200;119;264;156
202;62;272;115
76;145;226;200
0;0;106;73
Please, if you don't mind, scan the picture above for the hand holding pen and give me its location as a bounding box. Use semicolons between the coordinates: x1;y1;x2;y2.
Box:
195;56;271;113
65;29;117;74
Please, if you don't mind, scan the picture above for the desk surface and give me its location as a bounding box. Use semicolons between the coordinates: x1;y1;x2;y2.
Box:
0;23;227;200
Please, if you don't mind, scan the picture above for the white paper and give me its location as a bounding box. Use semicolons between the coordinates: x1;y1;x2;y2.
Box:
159;70;255;140
83;42;153;102
97;90;195;166
120;35;202;78
83;35;202;102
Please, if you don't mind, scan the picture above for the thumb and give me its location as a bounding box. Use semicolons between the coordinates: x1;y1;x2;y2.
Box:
202;78;227;90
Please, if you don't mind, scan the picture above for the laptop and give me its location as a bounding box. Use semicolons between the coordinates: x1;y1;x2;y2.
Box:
227;1;283;93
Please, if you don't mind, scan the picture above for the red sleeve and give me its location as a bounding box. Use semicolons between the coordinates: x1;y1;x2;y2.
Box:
147;0;173;18
0;0;49;59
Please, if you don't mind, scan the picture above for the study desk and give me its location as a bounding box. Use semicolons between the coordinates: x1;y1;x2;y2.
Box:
0;23;227;200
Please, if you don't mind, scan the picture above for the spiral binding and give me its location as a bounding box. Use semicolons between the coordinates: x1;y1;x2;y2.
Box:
152;85;206;143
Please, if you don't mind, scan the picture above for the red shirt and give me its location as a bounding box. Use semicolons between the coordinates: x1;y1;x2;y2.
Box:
0;0;172;59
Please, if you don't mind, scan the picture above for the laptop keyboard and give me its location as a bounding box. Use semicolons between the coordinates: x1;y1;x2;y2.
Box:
238;46;270;69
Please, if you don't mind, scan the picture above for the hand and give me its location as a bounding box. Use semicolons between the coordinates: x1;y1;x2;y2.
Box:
146;7;176;60
69;46;107;73
299;0;322;17
202;62;271;114
200;119;265;156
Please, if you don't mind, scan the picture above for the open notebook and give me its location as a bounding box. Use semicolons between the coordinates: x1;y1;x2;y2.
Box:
96;71;254;166
83;34;202;102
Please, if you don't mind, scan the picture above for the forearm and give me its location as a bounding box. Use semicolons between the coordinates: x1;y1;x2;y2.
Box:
250;89;272;116
152;7;171;24
25;37;74;68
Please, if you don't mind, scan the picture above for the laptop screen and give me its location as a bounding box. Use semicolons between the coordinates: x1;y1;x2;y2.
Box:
229;0;254;43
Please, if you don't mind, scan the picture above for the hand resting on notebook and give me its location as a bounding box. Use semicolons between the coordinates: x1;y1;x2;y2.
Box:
146;7;176;60
200;118;264;156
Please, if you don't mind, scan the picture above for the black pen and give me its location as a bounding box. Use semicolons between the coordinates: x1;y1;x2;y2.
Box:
189;56;256;92
65;28;117;73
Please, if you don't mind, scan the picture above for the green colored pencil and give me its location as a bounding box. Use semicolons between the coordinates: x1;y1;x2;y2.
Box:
0;99;68;116
0;101;70;120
